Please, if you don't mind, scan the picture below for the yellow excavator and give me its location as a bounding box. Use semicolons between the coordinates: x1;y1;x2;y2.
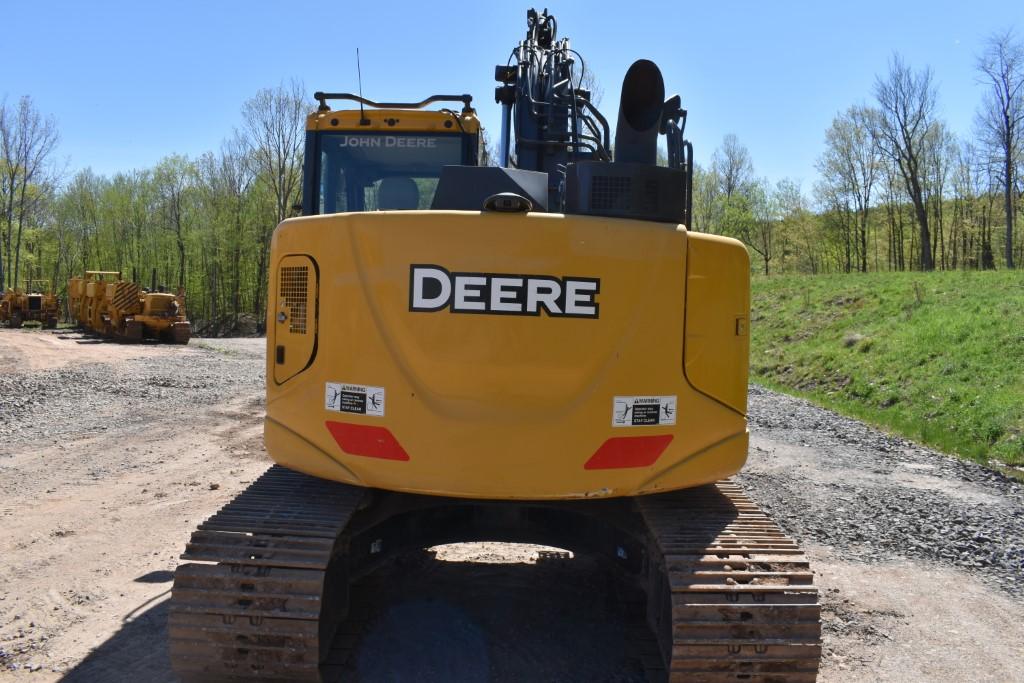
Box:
170;9;820;681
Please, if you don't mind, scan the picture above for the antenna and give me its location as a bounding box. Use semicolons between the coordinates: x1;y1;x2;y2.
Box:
356;48;370;126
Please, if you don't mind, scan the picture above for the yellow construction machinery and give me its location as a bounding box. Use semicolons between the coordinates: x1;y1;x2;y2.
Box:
0;280;60;328
67;271;191;343
170;9;820;681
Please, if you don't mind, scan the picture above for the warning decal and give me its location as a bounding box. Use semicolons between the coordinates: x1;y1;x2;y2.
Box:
325;383;385;417
612;395;677;427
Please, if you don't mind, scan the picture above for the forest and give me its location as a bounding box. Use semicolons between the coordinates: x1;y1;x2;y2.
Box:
1;32;1021;332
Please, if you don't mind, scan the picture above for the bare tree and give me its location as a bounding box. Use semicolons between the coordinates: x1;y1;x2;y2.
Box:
574;62;604;108
710;135;759;249
0;96;60;289
712;134;754;198
976;29;1024;268
874;55;939;270
238;80;307;315
240;80;307;225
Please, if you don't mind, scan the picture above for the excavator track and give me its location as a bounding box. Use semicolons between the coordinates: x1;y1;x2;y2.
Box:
170;468;819;682
638;481;821;682
169;466;366;681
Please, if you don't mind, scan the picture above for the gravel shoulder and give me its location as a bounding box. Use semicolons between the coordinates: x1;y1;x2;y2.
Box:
742;384;1023;596
740;385;1024;681
0;328;1022;681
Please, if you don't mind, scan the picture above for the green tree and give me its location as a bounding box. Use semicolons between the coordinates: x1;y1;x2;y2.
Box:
0;96;60;290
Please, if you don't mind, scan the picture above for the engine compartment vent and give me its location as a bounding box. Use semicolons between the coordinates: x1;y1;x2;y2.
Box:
591;175;631;212
274;255;318;385
279;266;309;334
565;161;685;224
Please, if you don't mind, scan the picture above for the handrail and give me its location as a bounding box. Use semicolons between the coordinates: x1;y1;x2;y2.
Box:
313;92;474;114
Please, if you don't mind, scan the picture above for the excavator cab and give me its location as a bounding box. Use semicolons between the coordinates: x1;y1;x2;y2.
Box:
300;94;479;215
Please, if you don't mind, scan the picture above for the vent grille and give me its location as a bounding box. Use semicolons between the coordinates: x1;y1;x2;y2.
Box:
642;179;660;215
591;176;631;211
279;266;309;334
112;282;140;314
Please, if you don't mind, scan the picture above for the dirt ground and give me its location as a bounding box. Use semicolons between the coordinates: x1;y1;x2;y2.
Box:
0;328;193;371
0;328;1022;682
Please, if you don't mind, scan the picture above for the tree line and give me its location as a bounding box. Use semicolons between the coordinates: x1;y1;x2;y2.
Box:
692;30;1023;275
0;80;306;333
1;31;1021;334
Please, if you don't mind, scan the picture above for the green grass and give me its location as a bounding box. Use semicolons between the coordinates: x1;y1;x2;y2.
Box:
751;270;1024;468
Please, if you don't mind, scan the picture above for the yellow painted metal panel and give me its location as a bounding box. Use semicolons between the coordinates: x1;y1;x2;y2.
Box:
265;211;749;499
683;233;751;414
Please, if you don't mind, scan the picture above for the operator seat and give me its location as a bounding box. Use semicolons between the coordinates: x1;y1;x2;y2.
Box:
377;177;420;210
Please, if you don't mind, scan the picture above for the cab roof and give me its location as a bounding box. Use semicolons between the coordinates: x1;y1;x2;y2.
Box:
305;92;479;134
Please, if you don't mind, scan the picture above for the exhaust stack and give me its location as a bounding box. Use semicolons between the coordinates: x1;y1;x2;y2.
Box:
614;59;665;165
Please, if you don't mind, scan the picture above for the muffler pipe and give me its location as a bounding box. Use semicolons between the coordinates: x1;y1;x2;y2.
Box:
614;59;665;165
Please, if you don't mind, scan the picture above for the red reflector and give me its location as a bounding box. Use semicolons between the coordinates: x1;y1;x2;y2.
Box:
584;435;673;470
325;421;410;461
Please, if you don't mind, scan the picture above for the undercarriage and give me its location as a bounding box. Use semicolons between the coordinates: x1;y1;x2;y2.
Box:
169;466;820;682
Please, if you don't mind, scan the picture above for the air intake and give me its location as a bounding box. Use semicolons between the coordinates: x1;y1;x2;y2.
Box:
279;266;309;334
564;161;685;223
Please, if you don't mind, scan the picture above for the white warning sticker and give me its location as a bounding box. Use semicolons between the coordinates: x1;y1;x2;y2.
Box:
325;383;385;417
612;395;677;427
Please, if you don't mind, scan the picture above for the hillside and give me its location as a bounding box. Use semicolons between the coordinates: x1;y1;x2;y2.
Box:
750;271;1024;469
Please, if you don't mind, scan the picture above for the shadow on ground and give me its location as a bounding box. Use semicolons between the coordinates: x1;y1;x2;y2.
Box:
61;599;174;683
61;550;653;683
134;570;175;584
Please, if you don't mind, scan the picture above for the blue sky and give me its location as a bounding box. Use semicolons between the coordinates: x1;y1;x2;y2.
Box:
5;0;1022;191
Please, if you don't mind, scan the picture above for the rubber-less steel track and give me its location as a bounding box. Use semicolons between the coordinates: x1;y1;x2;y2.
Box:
169;466;365;681
170;469;820;682
638;481;821;682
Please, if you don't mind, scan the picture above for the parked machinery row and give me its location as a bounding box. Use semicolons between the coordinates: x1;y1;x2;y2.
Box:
67;271;191;344
0;280;60;329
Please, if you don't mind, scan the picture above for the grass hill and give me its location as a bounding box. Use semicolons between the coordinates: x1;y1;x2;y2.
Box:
750;271;1024;469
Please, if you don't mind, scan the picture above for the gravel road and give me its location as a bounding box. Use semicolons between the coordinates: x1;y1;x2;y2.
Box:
741;385;1024;595
0;327;1021;682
